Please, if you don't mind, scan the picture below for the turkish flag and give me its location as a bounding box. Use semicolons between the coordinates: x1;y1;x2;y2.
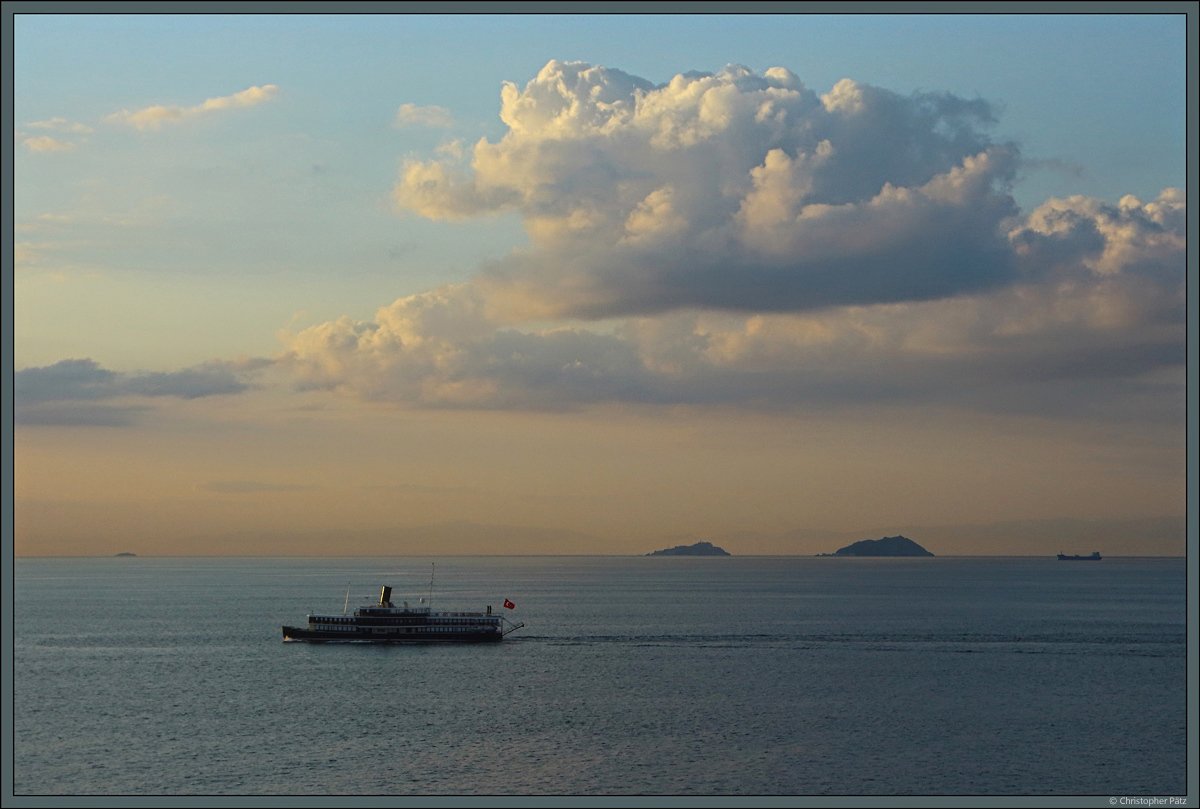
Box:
503;599;515;610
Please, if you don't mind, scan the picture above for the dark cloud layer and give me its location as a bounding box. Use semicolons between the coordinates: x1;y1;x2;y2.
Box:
15;358;261;426
284;179;1185;416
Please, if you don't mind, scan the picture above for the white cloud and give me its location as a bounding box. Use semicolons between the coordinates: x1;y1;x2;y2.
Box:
106;84;279;131
393;61;1018;320
19;118;93;152
28;117;93;134
22;135;75;152
394;103;454;128
1010;188;1185;279
267;62;1181;416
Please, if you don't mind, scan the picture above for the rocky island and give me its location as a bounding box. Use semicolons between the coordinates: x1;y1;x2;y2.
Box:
647;541;731;556
820;535;933;557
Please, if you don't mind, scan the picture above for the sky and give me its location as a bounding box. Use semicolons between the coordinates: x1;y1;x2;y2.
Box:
10;11;1191;556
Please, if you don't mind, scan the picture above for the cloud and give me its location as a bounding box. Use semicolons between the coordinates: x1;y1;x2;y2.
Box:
275;61;1163;416
394;103;454;128
28;62;1183;425
14;358;266;425
1010;188;1185;279
106;84;279;131
394;61;1020;319
21;135;76;152
18;118;93;152
281;288;656;409
14;358;120;403
281;184;1184;415
28;117;93;134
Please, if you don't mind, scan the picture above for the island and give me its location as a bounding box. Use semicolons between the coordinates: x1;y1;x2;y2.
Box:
819;535;933;557
647;541;731;556
114;552;137;557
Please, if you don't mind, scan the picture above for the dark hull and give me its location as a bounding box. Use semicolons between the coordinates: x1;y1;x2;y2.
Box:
1057;554;1102;561
282;625;503;643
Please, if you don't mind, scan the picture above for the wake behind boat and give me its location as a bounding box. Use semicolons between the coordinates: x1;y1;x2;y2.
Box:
282;585;523;643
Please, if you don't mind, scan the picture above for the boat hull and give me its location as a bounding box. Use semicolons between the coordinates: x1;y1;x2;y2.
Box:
282;625;503;643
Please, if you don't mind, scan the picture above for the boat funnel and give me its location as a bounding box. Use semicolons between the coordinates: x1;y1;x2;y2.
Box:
379;586;393;607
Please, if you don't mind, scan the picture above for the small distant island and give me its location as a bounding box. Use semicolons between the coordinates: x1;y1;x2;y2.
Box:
647;541;731;556
818;535;933;557
114;552;137;557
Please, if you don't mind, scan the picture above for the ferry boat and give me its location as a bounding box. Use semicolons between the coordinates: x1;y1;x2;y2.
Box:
1057;551;1102;561
282;585;523;643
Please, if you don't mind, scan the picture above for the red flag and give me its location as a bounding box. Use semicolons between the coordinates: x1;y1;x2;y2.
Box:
503;598;515;610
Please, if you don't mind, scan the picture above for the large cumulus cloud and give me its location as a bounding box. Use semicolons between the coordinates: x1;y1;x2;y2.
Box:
394;61;1020;319
273;62;1184;416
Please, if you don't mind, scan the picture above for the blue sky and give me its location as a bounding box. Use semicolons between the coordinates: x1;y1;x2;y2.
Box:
12;11;1189;555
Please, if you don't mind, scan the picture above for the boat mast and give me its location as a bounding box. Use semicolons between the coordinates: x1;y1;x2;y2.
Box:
428;563;435;608
343;583;350;616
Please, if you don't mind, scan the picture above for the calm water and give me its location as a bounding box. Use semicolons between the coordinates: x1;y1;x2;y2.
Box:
11;556;1187;796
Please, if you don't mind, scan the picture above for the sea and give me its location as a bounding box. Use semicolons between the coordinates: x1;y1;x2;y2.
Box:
9;555;1189;798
